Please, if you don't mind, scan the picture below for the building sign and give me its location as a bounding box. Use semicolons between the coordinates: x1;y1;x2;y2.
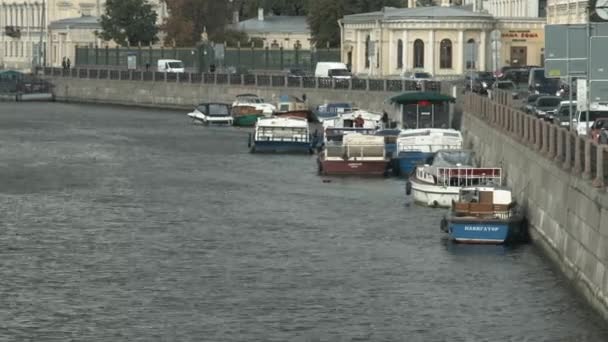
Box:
501;30;542;42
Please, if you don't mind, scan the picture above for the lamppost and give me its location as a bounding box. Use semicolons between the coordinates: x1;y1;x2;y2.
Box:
37;0;46;70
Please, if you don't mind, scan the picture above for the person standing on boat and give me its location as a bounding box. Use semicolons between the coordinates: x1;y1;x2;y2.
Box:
381;111;389;129
354;115;364;128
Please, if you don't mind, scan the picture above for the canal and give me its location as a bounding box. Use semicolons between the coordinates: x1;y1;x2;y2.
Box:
1;102;607;341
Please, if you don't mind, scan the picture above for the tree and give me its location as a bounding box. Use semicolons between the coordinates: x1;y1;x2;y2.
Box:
98;0;158;46
307;0;404;48
164;0;231;46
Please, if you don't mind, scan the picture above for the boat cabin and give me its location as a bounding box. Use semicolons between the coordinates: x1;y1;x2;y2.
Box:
234;93;265;104
323;134;386;161
397;129;463;154
452;187;514;219
254;117;310;143
324;127;377;143
277;95;308;113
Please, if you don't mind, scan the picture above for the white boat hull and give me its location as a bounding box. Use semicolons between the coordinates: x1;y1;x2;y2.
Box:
410;178;460;208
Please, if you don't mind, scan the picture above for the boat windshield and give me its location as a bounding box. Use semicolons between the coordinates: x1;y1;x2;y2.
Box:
208;104;229;116
432;150;475;167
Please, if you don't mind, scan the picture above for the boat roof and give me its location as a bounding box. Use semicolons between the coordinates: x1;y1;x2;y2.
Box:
197;102;230;106
398;128;462;138
375;129;402;136
257;116;308;128
278;95;303;102
236;93;260;98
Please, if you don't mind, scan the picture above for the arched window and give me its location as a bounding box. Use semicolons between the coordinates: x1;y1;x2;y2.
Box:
466;38;477;70
294;40;302;49
440;39;452;69
397;39;403;69
413;39;424;68
271;40;279;49
365;35;370;68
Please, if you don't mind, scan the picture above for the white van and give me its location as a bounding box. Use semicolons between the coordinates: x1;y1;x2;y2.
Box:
574;109;608;136
157;59;185;73
314;62;351;79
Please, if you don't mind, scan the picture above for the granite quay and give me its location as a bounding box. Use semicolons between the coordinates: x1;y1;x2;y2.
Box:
463;92;608;321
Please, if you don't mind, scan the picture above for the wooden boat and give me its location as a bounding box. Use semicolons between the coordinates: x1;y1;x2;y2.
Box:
232;105;265;127
440;186;526;244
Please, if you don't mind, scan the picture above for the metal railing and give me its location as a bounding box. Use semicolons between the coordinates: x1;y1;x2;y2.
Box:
42;67;443;93
464;92;608;190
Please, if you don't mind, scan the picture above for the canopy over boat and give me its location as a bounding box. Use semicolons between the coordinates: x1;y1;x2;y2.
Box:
389;91;456;105
431;149;476;168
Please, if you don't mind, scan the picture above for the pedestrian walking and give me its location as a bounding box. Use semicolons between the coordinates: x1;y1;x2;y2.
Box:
61;57;67;70
66;58;71;70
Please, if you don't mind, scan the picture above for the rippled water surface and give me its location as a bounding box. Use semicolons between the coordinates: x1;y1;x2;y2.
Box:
1;102;607;342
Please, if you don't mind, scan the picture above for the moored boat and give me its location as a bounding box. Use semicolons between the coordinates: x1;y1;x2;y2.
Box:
187;102;232;125
276;95;308;113
274;110;319;123
317;134;389;176
406;150;502;208
232;93;276;115
440;186;526;244
248;116;315;154
395;128;463;176
232;105;265;127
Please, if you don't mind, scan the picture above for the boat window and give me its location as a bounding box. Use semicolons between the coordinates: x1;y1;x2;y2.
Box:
208;104;229;116
196;105;207;114
443;132;461;137
400;130;431;137
432;151;475;167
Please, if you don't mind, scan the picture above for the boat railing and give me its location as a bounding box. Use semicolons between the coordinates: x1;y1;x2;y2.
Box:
453;202;514;219
436;167;502;187
256;128;310;142
324;144;386;160
398;144;461;153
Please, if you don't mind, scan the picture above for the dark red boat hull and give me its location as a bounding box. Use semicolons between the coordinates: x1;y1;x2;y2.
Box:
319;157;389;176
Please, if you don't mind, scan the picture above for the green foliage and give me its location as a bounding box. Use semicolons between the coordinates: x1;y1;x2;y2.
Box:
98;0;158;46
307;0;404;48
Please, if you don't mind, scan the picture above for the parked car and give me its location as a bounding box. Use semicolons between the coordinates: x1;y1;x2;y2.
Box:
574;110;608;136
590;118;608;143
528;67;560;94
489;80;519;99
522;93;545;114
533;96;562;120
464;71;494;94
551;100;577;125
287;68;307;78
402;71;433;90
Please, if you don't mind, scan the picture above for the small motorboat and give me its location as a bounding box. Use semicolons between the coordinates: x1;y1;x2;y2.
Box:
276;95;308;113
440;186;526;244
232;94;276;115
232;105;265;127
187;102;232;125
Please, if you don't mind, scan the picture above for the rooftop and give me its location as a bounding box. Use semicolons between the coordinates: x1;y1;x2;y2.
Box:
232;16;310;34
343;6;494;23
49;16;101;30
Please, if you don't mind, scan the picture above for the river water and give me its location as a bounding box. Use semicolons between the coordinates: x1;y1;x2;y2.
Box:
1;102;607;342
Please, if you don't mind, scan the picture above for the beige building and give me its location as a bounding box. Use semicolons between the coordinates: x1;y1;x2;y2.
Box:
0;0;168;71
232;8;312;49
340;3;545;77
546;0;588;24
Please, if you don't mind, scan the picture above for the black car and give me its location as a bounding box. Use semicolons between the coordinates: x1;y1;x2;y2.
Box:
287;68;307;78
465;71;494;94
523;93;549;114
533;96;562;120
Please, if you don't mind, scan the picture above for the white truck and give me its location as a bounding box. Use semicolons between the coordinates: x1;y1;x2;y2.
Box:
157;59;185;73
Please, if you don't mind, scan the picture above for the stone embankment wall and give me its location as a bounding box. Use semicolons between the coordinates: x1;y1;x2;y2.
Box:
462;93;608;321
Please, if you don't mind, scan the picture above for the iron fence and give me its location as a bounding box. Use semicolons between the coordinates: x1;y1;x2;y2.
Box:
42;67;443;94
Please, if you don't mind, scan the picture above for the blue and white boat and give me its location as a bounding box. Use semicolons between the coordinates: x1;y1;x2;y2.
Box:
395;128;463;176
248;116;316;154
440;187;526;244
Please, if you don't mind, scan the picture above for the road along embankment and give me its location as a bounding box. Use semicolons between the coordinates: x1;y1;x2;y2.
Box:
461;93;608;322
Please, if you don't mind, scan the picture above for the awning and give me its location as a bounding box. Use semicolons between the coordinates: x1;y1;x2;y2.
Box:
389;91;456;105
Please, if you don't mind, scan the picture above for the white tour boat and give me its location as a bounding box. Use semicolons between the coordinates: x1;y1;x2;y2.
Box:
405;150;502;208
395;128;463;176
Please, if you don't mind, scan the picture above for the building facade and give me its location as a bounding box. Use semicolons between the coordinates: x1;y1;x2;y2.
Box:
232;8;312;50
546;0;588;24
0;0;168;71
340;5;545;77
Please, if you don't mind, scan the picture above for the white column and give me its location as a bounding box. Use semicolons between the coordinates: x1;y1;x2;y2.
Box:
403;30;409;71
355;30;362;74
388;29;394;72
428;29;435;75
480;30;487;71
457;30;465;74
